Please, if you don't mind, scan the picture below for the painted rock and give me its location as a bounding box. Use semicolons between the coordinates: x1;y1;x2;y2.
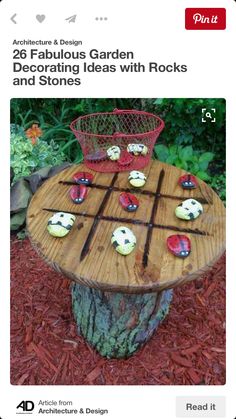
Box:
111;226;136;255
47;212;76;237
127;143;148;156
86;150;107;162
69;184;87;204
118;150;134;167
167;234;191;258
175;199;203;220
128;170;146;188
73;171;93;185
107;145;121;161
178;174;198;189
119;192;139;212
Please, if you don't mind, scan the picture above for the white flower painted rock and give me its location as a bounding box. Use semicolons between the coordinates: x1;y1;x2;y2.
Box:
175;199;203;221
47;212;76;237
107;145;121;161
128;170;146;188
127;143;148;156
111;226;136;255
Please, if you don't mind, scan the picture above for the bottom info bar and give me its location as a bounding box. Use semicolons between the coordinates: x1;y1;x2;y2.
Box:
185;8;226;30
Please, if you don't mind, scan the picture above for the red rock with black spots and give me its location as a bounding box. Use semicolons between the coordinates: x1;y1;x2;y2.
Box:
178;174;198;189
69;184;87;204
72;171;94;185
119;192;139;212
167;234;191;258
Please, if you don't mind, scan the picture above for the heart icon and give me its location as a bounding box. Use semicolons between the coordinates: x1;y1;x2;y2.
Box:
36;14;46;23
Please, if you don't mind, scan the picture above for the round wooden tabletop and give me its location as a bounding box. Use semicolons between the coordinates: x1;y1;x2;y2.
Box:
27;161;225;294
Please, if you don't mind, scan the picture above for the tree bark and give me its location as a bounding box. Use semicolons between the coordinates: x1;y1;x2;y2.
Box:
71;283;173;359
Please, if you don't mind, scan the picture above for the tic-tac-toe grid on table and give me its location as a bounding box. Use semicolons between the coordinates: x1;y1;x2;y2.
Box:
27;161;225;294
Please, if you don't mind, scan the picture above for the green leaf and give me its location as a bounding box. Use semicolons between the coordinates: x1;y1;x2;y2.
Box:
180;160;188;170
169;145;178;154
175;159;184;169
196;171;210;181
199;152;214;163
198;160;210;171
189;162;200;175
166;155;176;165
60;138;78;151
154;99;164;105
154;144;169;161
179;145;193;161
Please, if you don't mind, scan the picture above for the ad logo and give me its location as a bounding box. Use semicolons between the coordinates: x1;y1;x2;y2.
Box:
16;401;35;414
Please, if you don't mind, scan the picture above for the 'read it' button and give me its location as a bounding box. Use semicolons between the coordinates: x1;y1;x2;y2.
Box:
185;8;226;30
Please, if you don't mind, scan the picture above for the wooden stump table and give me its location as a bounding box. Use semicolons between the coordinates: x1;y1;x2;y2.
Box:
27;161;225;358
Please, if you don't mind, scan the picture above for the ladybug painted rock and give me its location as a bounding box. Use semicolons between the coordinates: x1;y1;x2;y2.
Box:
73;171;93;185
119;192;139;212
178;174;198;189
69;184;87;204
47;212;76;238
167;234;191;258
175;199;203;220
118;150;134;167
111;226;136;255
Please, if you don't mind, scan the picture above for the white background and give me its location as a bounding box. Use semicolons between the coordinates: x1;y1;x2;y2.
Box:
0;0;235;418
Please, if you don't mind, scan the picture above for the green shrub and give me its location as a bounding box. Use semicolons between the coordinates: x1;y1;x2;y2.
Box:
11;133;66;183
209;172;226;203
154;144;214;181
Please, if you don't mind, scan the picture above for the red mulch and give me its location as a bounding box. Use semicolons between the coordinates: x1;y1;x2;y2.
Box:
10;237;225;385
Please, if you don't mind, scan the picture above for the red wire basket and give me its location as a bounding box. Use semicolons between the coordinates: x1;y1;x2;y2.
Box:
70;109;165;172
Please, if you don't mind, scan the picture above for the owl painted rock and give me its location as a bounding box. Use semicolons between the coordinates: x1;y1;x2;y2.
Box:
111;226;136;255
175;199;203;220
47;212;76;237
128;170;146;188
127;143;148;156
107;146;121;161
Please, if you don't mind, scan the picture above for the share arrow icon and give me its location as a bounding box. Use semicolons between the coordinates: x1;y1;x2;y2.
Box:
65;15;77;23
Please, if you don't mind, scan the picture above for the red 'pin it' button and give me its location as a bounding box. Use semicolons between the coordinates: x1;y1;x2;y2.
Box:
185;8;226;30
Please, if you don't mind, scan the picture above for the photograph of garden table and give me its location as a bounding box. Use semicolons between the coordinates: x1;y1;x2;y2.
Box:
27;160;225;359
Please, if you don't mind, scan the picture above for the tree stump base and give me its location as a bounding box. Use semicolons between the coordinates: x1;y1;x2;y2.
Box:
71;283;173;358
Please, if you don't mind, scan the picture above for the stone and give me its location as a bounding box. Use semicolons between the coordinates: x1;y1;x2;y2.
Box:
69;184;87;204
117;150;134;167
128;170;146;188
127;143;148;156
72;171;94;185
107;145;121;161
111;226;136;255
178;174;198;189
47;212;76;237
119;192;139;212
86;150;107;162
167;234;191;258
175;199;203;220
